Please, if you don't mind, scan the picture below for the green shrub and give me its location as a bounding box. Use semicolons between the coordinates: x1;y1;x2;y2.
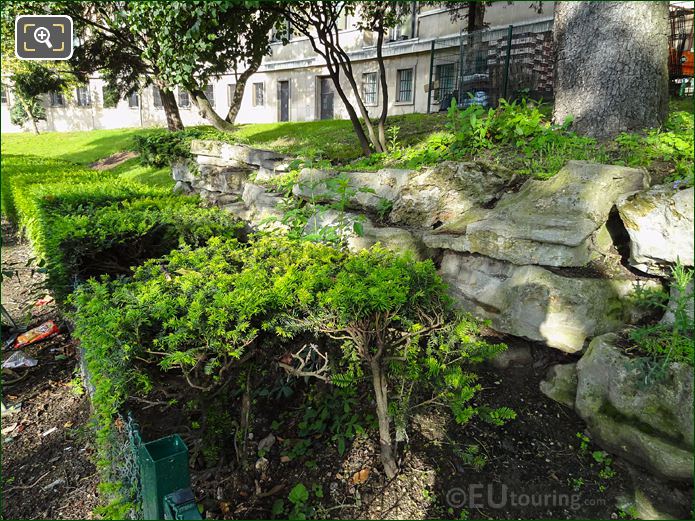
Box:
132;127;228;167
71;236;511;480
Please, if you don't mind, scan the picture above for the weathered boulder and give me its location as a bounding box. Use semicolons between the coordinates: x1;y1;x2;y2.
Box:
490;344;533;369
221;183;285;231
191;140;290;172
303;209;430;259
575;333;694;480
540;363;578;408
425;161;649;266
389;161;514;228
172;159;196;183
617;185;694;275
293;168;411;212
439;252;661;352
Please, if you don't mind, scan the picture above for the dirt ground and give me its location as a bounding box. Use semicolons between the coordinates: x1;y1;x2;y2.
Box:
135;338;693;520
2;222;98;520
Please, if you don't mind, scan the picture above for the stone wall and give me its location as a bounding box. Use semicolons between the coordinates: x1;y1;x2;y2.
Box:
173;140;693;354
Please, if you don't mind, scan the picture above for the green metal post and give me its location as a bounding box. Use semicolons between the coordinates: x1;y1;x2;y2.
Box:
139;435;193;520
427;39;435;113
502;24;513;101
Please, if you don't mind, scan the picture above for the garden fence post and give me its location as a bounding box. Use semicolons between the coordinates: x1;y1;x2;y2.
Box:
427;39;435;114
503;24;514;101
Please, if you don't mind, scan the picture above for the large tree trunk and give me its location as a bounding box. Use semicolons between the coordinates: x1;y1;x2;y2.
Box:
369;359;398;479
553;1;669;138
159;88;184;131
191;88;234;131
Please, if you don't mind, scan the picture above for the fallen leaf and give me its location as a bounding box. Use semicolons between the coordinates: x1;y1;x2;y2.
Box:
64;421;73;428
219;502;231;516
350;468;370;485
280;455;290;463
2;422;18;435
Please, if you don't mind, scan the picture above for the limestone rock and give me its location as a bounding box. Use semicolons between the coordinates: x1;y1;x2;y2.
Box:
575;333;693;480
440;252;662;352
293;168;411;212
426;161;649;266
540;363;577;408
389;161;514;228
172;159;196;183
617;185;694;275
490;344;533;369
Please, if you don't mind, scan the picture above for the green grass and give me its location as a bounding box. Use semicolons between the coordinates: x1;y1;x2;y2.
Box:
0;127;159;165
226;113;448;163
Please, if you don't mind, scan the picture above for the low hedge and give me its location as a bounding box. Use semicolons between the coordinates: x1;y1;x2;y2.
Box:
2;154;241;300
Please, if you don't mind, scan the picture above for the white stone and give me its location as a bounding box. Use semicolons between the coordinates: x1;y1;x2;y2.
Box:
440;251;661;352
617;185;694;275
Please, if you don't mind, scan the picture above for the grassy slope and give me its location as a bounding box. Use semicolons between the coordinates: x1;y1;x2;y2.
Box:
226;112;448;163
1;127;171;188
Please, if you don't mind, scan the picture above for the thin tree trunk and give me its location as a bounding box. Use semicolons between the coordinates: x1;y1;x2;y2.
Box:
376;23;389;151
370;358;398;479
191;88;235;131
225;63;259;125
552;1;669;138
159;88;184;131
326;65;373;156
18;97;39;134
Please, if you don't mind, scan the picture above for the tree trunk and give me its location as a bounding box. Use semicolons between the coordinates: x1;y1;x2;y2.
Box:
369;358;398;479
552;1;669;138
159;88;184;131
467;2;486;32
191;88;235;131
225;63;260;125
376;24;388;151
18;97;39;134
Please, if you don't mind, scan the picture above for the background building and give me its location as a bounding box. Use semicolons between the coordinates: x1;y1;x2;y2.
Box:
3;2;556;133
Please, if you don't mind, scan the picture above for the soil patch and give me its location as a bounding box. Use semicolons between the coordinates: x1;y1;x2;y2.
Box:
2;222;98;520
90;150;138;170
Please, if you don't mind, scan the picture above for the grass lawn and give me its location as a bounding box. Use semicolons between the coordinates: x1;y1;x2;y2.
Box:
0;127;158;165
227;112;448;163
1;127;171;188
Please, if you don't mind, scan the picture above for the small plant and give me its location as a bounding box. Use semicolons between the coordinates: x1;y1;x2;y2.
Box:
628;261;694;382
386;124;401;151
568;476;585;491
454;443;488;471
592;450;616;481
576;431;591;454
375;197;394;222
272;483;315;520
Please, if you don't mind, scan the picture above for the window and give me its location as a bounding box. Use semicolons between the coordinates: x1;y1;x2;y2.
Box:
49;91;65;107
253;82;264;107
396;68;413;103
271;18;292;42
362;72;378;106
1;85;7;104
204;84;215;108
152;87;163;109
178;89;190;108
227;83;237;106
128;92;139;108
76;86;91;106
435;63;456;102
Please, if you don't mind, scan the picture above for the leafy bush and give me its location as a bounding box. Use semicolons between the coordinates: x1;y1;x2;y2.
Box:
132;127;229;167
72;236;511;479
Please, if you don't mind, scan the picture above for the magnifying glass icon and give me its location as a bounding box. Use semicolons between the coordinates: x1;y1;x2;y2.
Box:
33;26;53;49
